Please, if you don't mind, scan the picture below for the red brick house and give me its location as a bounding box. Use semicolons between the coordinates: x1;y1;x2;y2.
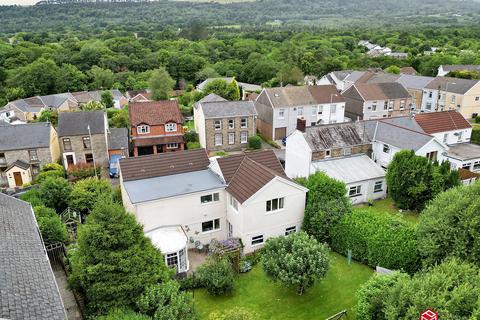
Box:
129;101;185;157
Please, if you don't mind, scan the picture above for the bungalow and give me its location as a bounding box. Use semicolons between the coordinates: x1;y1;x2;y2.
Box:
255;85;346;141
119;149;307;273
129;100;185;156
285;121;386;204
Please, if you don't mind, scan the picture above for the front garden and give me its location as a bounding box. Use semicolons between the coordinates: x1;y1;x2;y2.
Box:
195;252;373;319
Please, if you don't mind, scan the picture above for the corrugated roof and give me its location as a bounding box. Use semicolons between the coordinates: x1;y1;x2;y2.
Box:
414;110;471;134
58;111;106;136
0;122;52;151
123;169;225;203
312;154;385;184
129;100;183;126
303;122;370;151
200;100;258;118
0;194;66;320
424;76;478;94
120;148;210;182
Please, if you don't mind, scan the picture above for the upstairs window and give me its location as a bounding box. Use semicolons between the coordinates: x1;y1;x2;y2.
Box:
383;101;388;110
383;144;390;153
230;195;239;211
400;100;406;109
318;105;324;115
165;123;177;132
63;138;72;151
240;118;248;128
311;107;317;116
297;107;304;116
266;197;285;213
137;125;150;134
330;105;337;114
228;119;235;129
428;91;433;98
28;150;38;161
82;136;91;149
214;120;222;130
279;109;285;119
201;192;220;204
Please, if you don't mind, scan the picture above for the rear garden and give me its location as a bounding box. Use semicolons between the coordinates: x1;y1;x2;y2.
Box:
357;197;419;224
194;252;373;320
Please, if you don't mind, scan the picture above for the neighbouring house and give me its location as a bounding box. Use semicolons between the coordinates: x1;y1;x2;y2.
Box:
255;85;346;141
119;149;307;273
72;89;128;109
126;89;152;103
395;74;435;111
342;82;413;120
400;67;418;75
438;64;480;76
196;77;262;100
193;94;257;152
318;70;366;91
39;93;78;112
420;76;480;119
389;52;408;59
285;121;386;204
108;127;129;158
0;122;60;188
57;111;109;170
129;100;185;156
0;193;67;320
1;97;45;121
304;75;319;86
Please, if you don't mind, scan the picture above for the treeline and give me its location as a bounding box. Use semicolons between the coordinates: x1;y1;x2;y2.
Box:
1;0;480;34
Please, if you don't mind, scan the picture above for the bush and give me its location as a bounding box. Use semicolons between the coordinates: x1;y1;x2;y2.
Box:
113;185;123;204
247;135;262;150
472;128;480;145
184;130;199;143
67;163;100;179
35;169;65;183
180;105;193;117
69;178;113;216
20;188;44;207
97;308;151;320
239;260;252;273
178;274;204;291
262;232;330;295
475;115;480;123
197;257;235;296
33;205;56;218
37;215;68;245
38;177;72;213
41;163;65;172
331;209;419;273
187;142;201;150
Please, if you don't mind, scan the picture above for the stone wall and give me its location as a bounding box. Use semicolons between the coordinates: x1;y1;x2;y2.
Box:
311;144;371;161
205;116;256;152
60;134;109;168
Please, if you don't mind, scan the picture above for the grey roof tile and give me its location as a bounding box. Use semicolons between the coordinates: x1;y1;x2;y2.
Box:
200;101;258;118
0;122;52;151
57;111;106;136
108;127;129;150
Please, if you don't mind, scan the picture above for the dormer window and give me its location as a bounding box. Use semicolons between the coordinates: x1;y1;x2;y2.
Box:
165;123;177;133
137;125;150;134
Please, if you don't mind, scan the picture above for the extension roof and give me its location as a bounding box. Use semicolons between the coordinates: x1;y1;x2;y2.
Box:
108;127;129;150
414;110;471;134
129;100;183;126
302;121;370;151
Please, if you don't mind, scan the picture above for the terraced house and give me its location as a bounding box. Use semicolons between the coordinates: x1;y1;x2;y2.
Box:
0;122;60;188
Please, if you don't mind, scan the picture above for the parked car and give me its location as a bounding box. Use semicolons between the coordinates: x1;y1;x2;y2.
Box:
109;154;123;178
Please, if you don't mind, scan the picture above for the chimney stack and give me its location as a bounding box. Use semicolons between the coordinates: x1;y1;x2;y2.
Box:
297;118;306;132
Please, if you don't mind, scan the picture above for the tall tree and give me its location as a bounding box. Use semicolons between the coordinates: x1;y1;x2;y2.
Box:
101;90;115;108
149;67;175;101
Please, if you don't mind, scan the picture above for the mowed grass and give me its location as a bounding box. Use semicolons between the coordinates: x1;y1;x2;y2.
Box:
194;252;373;320
357;197;419;224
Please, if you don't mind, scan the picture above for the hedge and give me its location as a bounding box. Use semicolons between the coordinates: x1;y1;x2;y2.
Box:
331;209;419;274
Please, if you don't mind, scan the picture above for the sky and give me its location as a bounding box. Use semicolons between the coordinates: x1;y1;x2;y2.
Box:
0;0;36;5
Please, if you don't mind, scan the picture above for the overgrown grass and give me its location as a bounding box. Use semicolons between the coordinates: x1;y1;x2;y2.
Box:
357;197;419;224
194;252;373;320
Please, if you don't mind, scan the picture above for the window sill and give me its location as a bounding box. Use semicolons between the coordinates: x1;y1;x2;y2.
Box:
202;228;221;235
374;190;383;193
266;208;285;215
251;242;264;247
349;194;362;198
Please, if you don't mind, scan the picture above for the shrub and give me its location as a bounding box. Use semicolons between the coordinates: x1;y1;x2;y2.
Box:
180;105;193;117
41;163;65;172
187;141;201;150
197;257;235;295
20;188;44;207
69;178;113;216
37;215;68;245
262;232;330;295
38;177;72;213
472;128;480;145
113;185;123;204
331;209;419;273
178;274;204;291
67;163;100;179
33;205;57;218
136;281;197;320
97;308;151;320
184;130;199;143
247;135;262;149
475;115;480;123
35;169;65;183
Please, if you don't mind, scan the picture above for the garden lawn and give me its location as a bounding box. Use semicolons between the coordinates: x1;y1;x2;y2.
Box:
194;252;373;320
357;198;419;224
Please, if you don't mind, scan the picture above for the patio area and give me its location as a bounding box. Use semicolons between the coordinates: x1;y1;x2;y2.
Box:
188;248;208;274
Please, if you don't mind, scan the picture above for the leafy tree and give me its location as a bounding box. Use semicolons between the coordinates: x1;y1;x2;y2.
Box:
203;79;230;100
19;188;44;207
37;109;58;126
262;231;330;295
208;307;258;320
4;87;25;101
69;178;113;217
418;183;480;267
149;67;175;101
38;177;72;213
226;78;241;101
276;65;304;85
184;130;199;143
56;63;87;92
196;257;235;296
300;172;352;243
82;100;104;111
384;65;401;74
34;205;68;245
386;150;459;211
195;67;220;82
247;135;262;149
101;90;114;108
136;281;197;320
110;107;129;128
356;258;480;319
97;309;151;320
7;58;60;96
68;199;170;315
89;65;115;90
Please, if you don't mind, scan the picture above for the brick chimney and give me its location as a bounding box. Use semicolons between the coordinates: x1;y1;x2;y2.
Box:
297;118;306;132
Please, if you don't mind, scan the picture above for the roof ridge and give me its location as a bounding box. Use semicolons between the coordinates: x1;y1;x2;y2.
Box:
378;119;433;137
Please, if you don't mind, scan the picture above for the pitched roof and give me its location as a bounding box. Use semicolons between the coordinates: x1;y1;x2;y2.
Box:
262;85;344;108
0;194;66;320
458;168;480;180
5;160;31;172
363;73;401;84
0;122;52;151
120;148;210;182
57;111;106;136
414;110;471;134
129;100;183;126
396;74;435;90
39;93;74;108
302;122;370;151
400;67;418;75
197;78;262;92
197;93;227;104
424;76;478;94
441;65;480;72
108;127;129;150
352;82;410;101
199;100;258;118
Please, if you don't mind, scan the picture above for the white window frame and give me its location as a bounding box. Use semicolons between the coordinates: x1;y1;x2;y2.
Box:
240;118;248;128
240;131;248;143
389;100;394;110
201;218;221;234
318;105;323;115
251;235;264;246
451;95;456;103
325;149;331;158
428;91;433;98
228;132;235;145
383;144;390;153
426;102;432;110
200;192;220;204
214;120;222;130
349;185;362;197
330;104;336;114
462;162;472;170
285;226;297;236
137;125;150;134
215;133;223;146
475;96;480;102
266;197;285;213
400;100;406;110
383;101;388;110
165;123;177;132
298;107;304;116
230;195;239;212
458;131;463;141
473;161;480;170
166;143;178;149
311;107;317;116
278;109;285;119
374;181;383;193
228;119;235;129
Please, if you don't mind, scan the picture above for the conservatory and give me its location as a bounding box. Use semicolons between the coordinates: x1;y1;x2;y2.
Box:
145;225;189;273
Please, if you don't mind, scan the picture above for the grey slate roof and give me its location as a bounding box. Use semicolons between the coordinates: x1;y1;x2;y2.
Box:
200;101;258;118
0;122;52;151
396;74;435;90
441;65;480;72
446;143;480;161
5;160;31;172
364;73;401;84
197;78;262;92
302;121;370;151
425;76;479;94
123;169;225;203
89;89;125;101
0;193;66;320
58;111;106;137
108;128;129;150
39;93;74;108
198;93;227;104
332;70;353;82
6;99;44;113
344;71;366;83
